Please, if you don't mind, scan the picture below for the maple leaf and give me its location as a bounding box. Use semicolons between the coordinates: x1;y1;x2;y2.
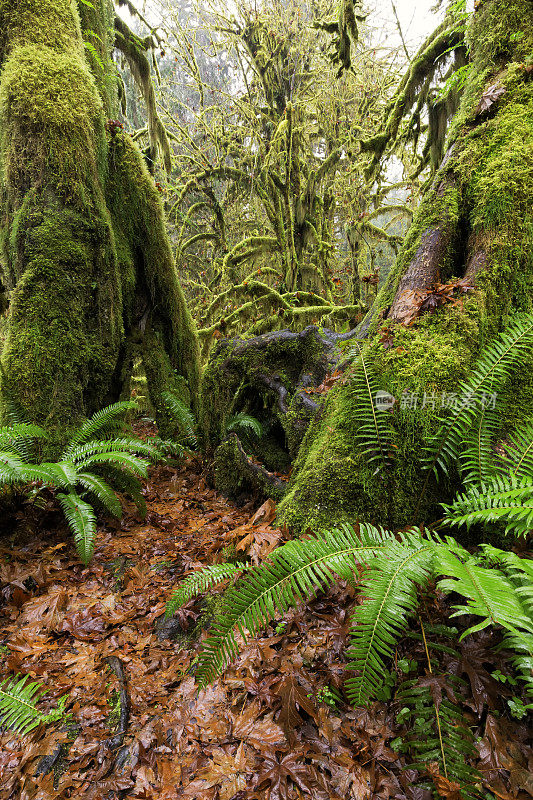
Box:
192;743;251;800
426;762;462;800
244;675;281;709
274;673;319;744
232;701;286;749
60;607;108;641
444;632;506;714
475;82;506;116
253;751;329;800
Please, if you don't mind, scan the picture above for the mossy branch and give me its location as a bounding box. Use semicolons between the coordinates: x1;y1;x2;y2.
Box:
360;18;465;180
114;15;171;172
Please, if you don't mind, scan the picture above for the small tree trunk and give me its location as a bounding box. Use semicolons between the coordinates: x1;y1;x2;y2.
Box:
0;0;200;441
278;0;533;531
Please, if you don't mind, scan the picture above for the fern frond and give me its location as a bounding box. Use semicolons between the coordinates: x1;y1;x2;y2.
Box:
459;406;502;485
150;437;186;459
226;414;264;438
0;424;48;462
93;464;146;517
502;630;533;698
424;312;533;480
351;344;394;474
37;461;78;490
441;474;533;537
58;492;97;565
475;545;533;696
502;417;533;478
345;531;434;706
434;539;533;638
195;524;395;687
165;563;249;618
68;437;160;468
0;675;47;735
396;675;479;798
78;451;149;478
76;473;123;518
62;401;138;458
161;392;197;448
0;450;26;485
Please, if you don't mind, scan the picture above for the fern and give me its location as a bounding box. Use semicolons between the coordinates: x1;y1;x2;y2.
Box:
395;674;479;798
165;563;249;618
423;312;533;480
459;405;502;486
441;474;533;537
225;413;264;438
345;530;434;706
93;463;147;517
0;403;158;564
62;401;137;458
66;437;160;466
0;674;66;736
502;418;533;478
78;450;149;477
192;524;398;686
58;492;97;565
0;424;48;461
351;343;394;474
161;392;197;448
76;472;123;518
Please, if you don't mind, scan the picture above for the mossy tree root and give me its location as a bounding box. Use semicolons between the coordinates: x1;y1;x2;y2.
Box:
202;325;357;499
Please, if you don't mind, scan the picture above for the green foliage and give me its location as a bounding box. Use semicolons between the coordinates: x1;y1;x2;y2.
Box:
165;522;532;796
435;541;533;700
225;413;264;439
0;674;67;736
350;344;395;475
165;562;249;619
161;391;198;448
395;673;479;797
423;312;533;481
166;523;533;704
345;531;433;706
441;474;533;537
58;492;97;565
0;403;160;564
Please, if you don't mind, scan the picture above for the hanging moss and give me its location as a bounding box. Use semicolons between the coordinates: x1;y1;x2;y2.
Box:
0;0;82;57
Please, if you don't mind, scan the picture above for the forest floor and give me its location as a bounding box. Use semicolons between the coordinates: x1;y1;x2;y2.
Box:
0;429;532;800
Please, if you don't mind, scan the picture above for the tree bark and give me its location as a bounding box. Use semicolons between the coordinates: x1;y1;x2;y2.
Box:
0;0;200;441
277;0;533;531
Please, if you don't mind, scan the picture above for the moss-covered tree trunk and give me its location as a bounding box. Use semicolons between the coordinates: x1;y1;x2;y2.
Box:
279;0;533;532
0;0;200;441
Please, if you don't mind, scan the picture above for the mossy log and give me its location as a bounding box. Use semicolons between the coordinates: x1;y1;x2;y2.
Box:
0;0;199;444
201;325;354;499
278;0;533;534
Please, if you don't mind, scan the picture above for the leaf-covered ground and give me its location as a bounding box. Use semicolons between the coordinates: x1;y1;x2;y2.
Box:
0;450;532;800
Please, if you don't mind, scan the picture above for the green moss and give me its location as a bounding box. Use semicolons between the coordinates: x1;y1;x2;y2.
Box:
0;44;106;203
278;381;387;532
1;201;122;439
448;0;533;140
0;0;83;57
105;133;201;424
214;436;286;502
